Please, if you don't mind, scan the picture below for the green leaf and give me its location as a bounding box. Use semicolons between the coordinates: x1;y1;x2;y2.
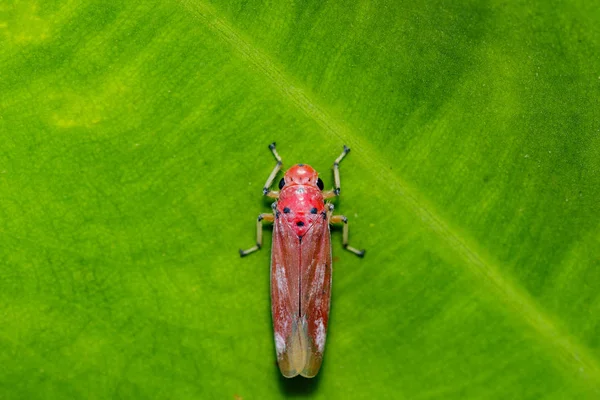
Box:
1;0;599;398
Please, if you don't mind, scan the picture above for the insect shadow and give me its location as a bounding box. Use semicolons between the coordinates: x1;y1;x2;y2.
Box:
276;362;323;395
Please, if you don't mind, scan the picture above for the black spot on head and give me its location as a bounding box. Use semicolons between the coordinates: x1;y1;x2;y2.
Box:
283;207;290;213
298;163;304;167
296;221;305;227
278;178;285;189
316;177;324;190
310;207;318;214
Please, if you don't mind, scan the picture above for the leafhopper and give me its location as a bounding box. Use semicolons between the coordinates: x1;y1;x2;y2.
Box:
240;143;364;378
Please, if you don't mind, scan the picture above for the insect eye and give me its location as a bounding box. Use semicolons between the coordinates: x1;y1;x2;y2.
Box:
316;178;324;190
278;178;285;190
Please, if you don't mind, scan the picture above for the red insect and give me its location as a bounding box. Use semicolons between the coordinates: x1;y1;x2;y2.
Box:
240;143;365;378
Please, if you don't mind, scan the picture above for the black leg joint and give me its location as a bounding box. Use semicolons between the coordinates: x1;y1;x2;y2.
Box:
333;162;339;167
343;145;350;153
342;216;348;223
269;142;276;150
258;215;264;221
256;243;261;249
263;187;269;195
334;188;340;196
239;249;247;257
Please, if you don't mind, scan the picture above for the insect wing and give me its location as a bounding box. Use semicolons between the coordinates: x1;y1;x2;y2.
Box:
299;215;332;377
270;214;304;377
270;211;332;378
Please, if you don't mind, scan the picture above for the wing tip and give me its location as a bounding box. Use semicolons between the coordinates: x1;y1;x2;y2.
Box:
279;368;319;379
276;323;325;379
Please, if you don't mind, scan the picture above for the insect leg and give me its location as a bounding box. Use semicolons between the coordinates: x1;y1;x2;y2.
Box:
323;145;350;199
239;213;275;257
263;142;283;199
330;214;365;257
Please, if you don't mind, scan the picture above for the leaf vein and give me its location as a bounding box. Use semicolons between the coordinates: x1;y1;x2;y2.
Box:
177;0;600;391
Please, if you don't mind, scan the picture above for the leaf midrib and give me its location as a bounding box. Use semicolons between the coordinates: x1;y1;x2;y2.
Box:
177;0;600;391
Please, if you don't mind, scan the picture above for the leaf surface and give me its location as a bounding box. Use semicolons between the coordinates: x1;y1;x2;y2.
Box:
1;0;599;398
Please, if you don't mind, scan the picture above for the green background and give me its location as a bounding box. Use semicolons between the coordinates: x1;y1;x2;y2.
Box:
1;0;599;398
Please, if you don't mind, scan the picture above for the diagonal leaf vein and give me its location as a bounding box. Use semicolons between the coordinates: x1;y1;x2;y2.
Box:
177;0;600;391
